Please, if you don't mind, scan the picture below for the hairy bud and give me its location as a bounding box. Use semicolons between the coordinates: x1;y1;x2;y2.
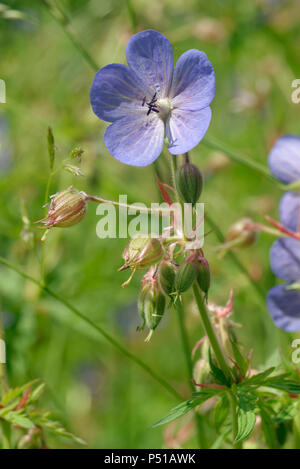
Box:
175;161;203;205
197;258;211;298
37;186;87;229
175;259;198;294
139;268;166;341
120;237;163;272
226;218;257;249
158;260;177;298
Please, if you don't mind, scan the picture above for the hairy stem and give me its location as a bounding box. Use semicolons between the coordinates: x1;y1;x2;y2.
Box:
193;283;231;382
0;256;182;402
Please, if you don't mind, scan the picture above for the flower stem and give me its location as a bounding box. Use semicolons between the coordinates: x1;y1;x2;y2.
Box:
229;391;242;449
202;137;277;186
192;283;231;382
86;195;170;214
0;256;182;402
174;299;206;448
41;0;99;73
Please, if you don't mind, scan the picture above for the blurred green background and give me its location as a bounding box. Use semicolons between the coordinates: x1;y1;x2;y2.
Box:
0;0;299;448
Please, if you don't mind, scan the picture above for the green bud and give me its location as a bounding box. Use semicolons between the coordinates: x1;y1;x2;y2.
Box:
37;186;87;228
175;161;203;205
175;260;198;294
158;260;177;297
193;358;212;387
197;258;211;297
121;236;163;271
139;268;166;341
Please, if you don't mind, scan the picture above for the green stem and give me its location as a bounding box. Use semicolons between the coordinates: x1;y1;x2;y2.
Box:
0;420;11;449
174;300;206;448
202;137;277;185
126;0;137;32
193;283;231;382
0;312;7;399
0;256;182;402
41;0;99;73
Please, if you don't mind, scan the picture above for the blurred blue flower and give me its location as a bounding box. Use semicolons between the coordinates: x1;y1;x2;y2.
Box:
90;30;215;166
267;135;300;331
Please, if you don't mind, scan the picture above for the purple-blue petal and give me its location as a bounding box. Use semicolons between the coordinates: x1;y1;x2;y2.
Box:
104;113;164;166
270;237;300;282
279;191;300;233
267;284;300;332
268;135;300;184
166;107;212;155
90;64;147;123
126;30;173;98
170;50;215;111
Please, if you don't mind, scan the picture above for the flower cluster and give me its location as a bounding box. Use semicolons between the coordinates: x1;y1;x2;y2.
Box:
267;135;300;331
90;30;215;166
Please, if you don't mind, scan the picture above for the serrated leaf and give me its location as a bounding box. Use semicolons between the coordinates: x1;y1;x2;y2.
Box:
239;367;275;387
152;396;210;428
30;383;46;403
4;411;35;429
235;408;256;442
1;380;39;406
236;388;258;412
263;377;300;394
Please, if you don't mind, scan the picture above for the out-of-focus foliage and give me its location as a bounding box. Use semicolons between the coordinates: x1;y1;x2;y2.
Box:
0;0;299;448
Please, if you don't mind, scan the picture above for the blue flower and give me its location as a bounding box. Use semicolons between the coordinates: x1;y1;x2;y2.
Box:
90;30;215;166
267;135;300;331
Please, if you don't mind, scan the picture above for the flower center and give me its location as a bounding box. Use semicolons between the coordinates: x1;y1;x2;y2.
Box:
142;93;172;121
157;97;172;121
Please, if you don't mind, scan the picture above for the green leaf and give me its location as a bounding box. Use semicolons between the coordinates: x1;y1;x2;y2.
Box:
208;349;231;387
231;341;248;377
1;380;39;406
263;377;300;394
239;367;275;387
4;411;35;429
236;388;258;412
213;393;230;430
152;396;210;428
235;408;256;442
47;126;55;170
259;406;277;449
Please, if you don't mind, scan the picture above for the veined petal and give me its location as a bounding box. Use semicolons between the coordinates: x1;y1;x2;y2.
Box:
268;135;300;184
126;30;173;98
166;107;211;155
270;237;300;282
170;50;215;111
279;191;300;232
90;64;146;123
104;113;164;166
267;285;300;332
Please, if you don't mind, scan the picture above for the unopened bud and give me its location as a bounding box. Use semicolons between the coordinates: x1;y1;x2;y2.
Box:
197;258;211;298
226;218;257;249
193;358;212;387
139;268;166;341
120;236;163;272
37;186;87;229
175;259;198;294
175;161;203;205
158;260;176;298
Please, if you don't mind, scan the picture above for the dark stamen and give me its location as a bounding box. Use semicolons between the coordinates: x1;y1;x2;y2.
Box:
143;92;159;116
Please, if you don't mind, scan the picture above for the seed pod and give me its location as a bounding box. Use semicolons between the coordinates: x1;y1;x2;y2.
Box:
175;260;198;294
139;268;167;341
37;186;87;228
120;237;163;271
175;161;203;205
197;258;211;296
226;218;257;249
158;261;176;298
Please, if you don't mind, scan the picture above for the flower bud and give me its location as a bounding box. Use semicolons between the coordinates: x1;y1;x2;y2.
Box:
193;358;212;387
175;161;203;205
175;259;198;294
158;260;176;298
120;236;163;272
139;268;166;341
197;258;211;297
226;218;257;249
37;186;87;228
